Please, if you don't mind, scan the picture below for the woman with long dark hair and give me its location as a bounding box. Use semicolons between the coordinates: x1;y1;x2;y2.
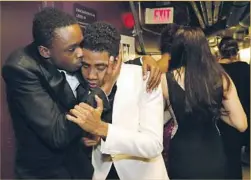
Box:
161;26;247;179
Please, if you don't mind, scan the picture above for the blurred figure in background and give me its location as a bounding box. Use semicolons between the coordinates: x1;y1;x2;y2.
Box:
218;36;250;179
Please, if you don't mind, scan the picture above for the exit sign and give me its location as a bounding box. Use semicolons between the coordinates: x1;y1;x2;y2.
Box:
145;7;174;24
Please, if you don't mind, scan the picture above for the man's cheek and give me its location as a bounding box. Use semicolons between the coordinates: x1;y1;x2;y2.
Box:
99;72;107;86
81;70;88;80
59;56;71;66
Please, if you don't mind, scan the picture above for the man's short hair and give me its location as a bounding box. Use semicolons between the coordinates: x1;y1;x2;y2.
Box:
218;36;239;58
32;7;78;47
83;22;121;57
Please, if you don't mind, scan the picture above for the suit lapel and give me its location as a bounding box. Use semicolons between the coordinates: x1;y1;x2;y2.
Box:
26;44;78;110
40;62;77;110
112;65;125;125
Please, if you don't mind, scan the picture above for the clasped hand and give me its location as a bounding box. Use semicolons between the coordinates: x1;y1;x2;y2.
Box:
66;95;106;146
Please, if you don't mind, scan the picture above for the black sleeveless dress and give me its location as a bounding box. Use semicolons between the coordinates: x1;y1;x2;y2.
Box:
166;72;227;179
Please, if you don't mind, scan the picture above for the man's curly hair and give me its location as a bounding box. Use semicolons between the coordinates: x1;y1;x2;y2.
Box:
83;22;121;57
32;7;78;47
159;23;180;54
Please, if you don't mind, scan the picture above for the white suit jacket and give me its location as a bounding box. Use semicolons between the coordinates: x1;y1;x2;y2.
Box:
92;64;168;180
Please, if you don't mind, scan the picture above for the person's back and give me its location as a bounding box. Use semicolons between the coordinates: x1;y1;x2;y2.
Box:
166;70;226;179
161;26;247;179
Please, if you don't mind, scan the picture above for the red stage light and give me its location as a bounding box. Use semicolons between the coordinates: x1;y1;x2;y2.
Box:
122;12;135;29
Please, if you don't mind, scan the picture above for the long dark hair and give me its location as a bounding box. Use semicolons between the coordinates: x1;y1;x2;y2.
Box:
169;26;230;120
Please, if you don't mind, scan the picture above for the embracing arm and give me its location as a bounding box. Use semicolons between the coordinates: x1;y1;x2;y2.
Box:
3;64;88;150
157;54;170;73
125;56;162;91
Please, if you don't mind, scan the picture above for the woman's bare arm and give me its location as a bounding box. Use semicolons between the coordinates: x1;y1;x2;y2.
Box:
221;75;247;132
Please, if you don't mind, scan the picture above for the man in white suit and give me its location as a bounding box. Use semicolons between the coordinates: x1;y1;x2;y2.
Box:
67;22;168;180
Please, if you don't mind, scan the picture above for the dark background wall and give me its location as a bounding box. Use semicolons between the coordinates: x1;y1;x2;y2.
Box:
1;2;41;178
61;1;131;35
0;1;130;179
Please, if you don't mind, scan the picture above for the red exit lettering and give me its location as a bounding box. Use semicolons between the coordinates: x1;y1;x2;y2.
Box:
154;9;171;22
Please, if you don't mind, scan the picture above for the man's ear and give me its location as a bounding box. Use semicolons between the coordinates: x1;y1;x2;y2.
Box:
38;45;51;58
